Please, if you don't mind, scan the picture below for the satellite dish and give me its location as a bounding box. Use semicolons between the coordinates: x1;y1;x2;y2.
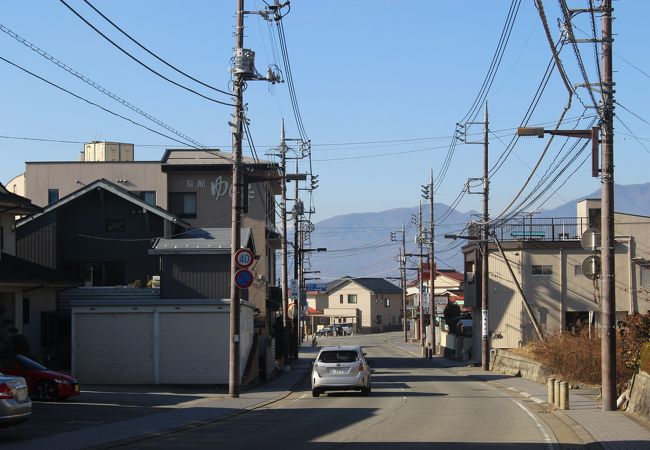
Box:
582;255;601;280
581;228;601;251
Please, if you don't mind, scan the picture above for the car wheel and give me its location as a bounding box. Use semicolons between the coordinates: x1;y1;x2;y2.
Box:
312;389;320;397
34;380;58;401
362;386;371;396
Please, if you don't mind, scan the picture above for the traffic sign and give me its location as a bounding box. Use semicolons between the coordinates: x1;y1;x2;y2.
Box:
234;269;254;289
234;248;254;268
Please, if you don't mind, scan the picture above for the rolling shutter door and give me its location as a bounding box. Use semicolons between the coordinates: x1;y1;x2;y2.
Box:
159;312;228;384
75;313;154;384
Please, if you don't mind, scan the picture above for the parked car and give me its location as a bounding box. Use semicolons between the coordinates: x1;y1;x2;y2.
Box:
311;346;371;397
334;324;354;336
316;326;334;337
0;354;80;401
0;372;31;427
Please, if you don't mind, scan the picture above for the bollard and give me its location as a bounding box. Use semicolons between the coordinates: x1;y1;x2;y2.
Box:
547;377;556;405
554;379;561;409
560;381;569;410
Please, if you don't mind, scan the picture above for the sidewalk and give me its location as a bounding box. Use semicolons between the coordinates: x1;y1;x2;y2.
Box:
388;335;650;450
5;345;315;450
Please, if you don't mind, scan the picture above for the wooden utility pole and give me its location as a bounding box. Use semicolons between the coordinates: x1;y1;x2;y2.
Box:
481;101;490;371
600;0;616;412
228;0;245;398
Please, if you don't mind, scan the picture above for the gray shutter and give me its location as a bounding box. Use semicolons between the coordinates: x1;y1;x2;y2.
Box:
75;313;154;384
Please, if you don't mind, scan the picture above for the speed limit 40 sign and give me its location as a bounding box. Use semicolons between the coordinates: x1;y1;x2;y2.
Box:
234;248;254;268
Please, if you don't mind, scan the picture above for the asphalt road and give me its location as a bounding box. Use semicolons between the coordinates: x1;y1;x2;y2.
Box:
116;334;574;450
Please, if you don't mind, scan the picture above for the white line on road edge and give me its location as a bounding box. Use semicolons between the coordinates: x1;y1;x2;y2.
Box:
512;399;557;450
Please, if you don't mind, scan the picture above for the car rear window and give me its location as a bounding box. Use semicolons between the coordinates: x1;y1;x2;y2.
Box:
318;350;359;363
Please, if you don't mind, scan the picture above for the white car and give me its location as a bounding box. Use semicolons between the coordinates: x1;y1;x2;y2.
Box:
311;346;371;397
0;373;31;427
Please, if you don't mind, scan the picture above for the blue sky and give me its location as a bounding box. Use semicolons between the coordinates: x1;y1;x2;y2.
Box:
1;0;649;230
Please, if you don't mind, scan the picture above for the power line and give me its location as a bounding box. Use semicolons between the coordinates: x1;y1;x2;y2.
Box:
0;55;200;149
0;23;207;149
82;0;233;97
59;0;235;107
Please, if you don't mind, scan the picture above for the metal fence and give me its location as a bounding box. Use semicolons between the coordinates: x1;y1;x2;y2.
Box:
469;217;592;242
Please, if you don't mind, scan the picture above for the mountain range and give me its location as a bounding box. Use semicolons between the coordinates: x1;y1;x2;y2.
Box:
307;182;650;280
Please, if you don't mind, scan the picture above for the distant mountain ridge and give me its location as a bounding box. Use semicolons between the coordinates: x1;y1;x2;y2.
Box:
308;182;650;279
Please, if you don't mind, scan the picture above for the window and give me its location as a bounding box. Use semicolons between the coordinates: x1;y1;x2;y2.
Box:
169;192;197;218
532;265;553;276
641;266;650;289
385;298;390;307
48;189;59;204
347;294;357;304
81;262;126;286
376;315;383;325
134;191;156;206
574;265;583;276
339;294;343;304
105;219;125;232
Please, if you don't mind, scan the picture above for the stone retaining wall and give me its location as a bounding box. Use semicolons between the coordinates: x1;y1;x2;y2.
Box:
627;370;650;420
490;349;552;384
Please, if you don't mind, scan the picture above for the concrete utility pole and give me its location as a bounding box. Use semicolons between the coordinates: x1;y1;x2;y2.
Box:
402;225;407;343
293;159;300;360
481;102;490;371
424;171;435;357
279;120;289;361
418;201;425;356
600;0;616;412
228;0;245;398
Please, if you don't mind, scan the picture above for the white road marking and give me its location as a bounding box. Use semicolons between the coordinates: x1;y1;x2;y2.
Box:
512;399;557;450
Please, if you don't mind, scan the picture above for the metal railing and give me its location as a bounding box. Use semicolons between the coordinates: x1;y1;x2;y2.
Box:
467;217;592;243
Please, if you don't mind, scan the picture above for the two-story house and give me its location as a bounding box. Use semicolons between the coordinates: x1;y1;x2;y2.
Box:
0;183;76;360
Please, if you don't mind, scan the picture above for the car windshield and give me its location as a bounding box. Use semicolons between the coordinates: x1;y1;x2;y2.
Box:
318;350;359;363
16;355;47;370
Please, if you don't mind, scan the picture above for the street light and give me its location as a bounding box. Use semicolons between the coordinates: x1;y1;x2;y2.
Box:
517;127;600;177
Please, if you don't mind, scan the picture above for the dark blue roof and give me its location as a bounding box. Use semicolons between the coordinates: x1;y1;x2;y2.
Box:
327;277;402;294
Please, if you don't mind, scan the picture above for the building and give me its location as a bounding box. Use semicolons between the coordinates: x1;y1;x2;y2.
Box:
0;183;76;360
308;277;403;333
13;144;281;330
462;199;650;353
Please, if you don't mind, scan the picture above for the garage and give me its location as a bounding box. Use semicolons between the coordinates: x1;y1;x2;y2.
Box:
71;299;254;385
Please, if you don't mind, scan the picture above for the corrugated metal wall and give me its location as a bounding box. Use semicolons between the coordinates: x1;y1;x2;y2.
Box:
159;312;228;384
16;213;57;269
74;313;154;384
488;250;524;349
161;255;230;299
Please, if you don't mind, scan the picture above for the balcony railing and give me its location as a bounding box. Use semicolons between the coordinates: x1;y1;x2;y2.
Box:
471;217;593;243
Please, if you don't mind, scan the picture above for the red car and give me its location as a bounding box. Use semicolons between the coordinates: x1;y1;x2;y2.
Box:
0;354;80;401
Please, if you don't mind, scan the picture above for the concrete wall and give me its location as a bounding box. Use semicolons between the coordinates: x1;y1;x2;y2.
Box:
627;370;650;421
490;349;552;384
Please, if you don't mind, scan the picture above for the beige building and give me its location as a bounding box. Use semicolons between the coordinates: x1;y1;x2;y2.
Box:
463;199;650;350
312;277;403;333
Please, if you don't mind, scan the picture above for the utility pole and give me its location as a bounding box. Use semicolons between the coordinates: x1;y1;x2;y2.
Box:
279;120;289;363
391;226;408;342
293;158;301;360
418;201;425;356
427;170;435;357
600;0;616;412
460;101;490;370
228;0;245;398
402;225;407;343
481;102;490;371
